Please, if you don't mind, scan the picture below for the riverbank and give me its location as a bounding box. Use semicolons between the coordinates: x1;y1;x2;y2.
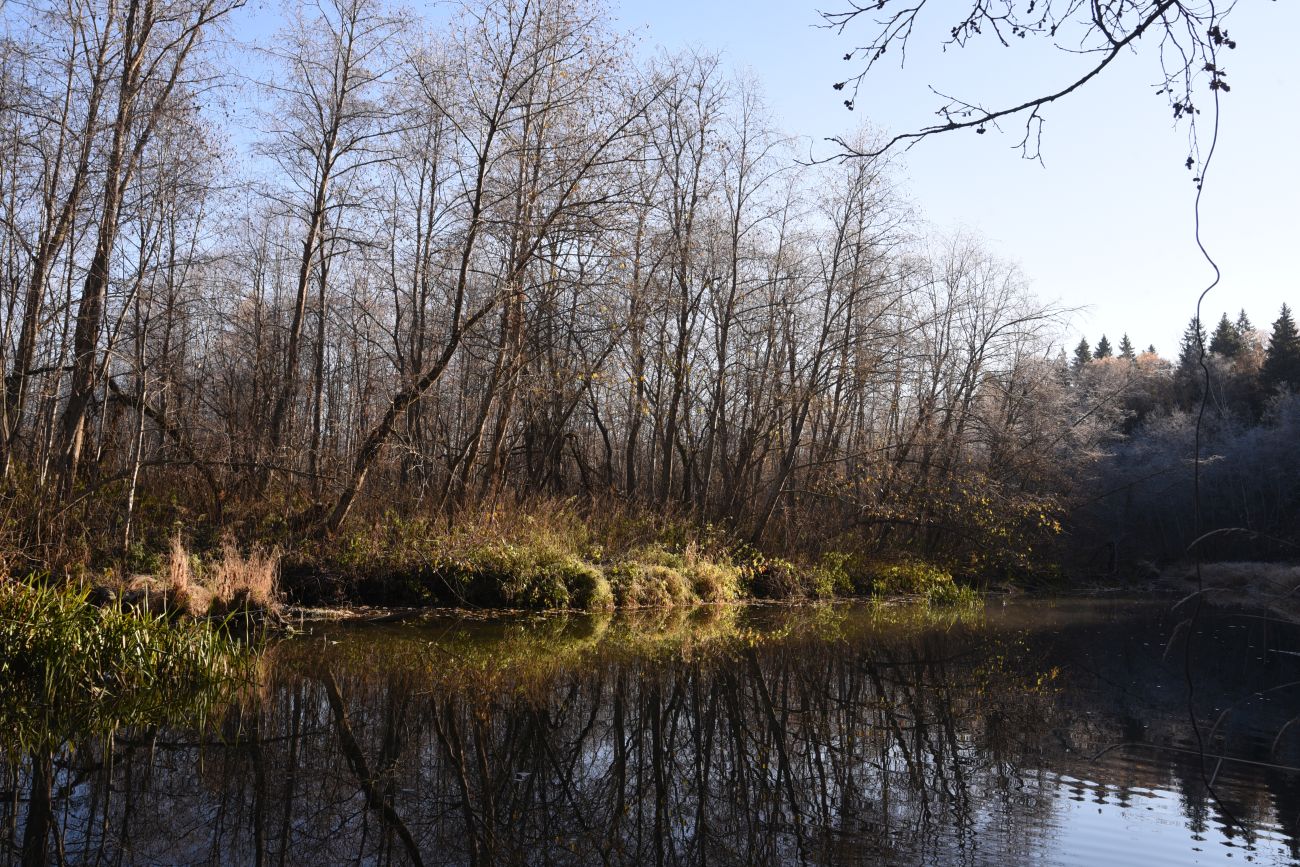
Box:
14;492;1300;624
86;518;983;617
276;501;986;611
82;540;979;622
7;493;1026;618
1151;560;1300;625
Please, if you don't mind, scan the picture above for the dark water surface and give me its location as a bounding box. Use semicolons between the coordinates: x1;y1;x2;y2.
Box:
4;597;1299;865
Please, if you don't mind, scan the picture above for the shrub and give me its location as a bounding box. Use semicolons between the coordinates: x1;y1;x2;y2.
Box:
515;571;571;609
747;555;802;599
869;559;951;595
806;551;853;599
123;541;163;577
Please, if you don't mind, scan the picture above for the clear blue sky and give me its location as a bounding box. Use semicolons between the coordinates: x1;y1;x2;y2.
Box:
613;0;1300;356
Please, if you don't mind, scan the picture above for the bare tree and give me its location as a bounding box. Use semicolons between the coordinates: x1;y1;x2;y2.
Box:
55;0;244;493
257;0;401;476
821;0;1240;162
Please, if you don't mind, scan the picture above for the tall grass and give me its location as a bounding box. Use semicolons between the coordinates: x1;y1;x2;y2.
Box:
122;535;281;618
0;578;255;753
205;537;280;610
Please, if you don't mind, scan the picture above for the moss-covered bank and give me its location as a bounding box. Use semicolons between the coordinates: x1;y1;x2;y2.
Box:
280;504;981;611
23;500;987;615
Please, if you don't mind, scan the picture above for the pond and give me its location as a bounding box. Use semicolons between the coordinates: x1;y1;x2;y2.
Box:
3;597;1299;865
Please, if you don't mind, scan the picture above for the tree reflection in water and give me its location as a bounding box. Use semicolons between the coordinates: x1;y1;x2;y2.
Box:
3;600;1299;865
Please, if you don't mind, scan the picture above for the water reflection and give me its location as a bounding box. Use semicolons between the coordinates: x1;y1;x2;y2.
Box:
3;600;1299;865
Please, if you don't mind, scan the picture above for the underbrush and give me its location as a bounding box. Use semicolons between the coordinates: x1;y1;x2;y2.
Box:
22;495;984;613
289;501;751;611
859;558;981;607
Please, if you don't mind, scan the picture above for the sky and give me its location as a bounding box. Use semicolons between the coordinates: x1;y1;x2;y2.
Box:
612;0;1300;357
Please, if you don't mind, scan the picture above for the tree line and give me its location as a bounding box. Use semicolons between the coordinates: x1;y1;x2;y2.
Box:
1073;304;1300;414
1068;305;1300;566
0;0;1292;576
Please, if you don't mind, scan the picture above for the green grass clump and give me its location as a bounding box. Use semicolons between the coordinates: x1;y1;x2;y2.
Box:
602;544;740;608
866;560;979;607
686;557;741;603
566;561;614;611
0;578;253;752
432;542;620;611
607;561;692;608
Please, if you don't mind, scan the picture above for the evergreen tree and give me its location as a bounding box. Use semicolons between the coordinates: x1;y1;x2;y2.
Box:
1146;344;1157;355
1173;317;1208;409
1072;338;1092;369
1176;316;1207;374
1053;348;1072;389
1209;312;1242;357
1262;304;1300;392
1118;334;1136;360
1094;334;1113;359
1235;309;1253;335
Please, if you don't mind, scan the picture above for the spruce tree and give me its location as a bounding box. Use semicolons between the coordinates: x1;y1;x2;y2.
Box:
1072;338;1092;369
1146;344;1157;355
1235;309;1253;335
1209;312;1242;357
1174;317;1208;408
1094;334;1113;359
1176;316;1207;374
1118;334;1136;360
1262;304;1300;392
1053;348;1072;389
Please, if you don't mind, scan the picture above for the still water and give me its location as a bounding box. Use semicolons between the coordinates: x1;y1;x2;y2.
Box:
3;597;1299;865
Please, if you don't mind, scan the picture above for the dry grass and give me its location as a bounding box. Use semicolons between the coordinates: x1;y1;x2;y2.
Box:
144;534;279;617
163;535;210;616
207;537;279;609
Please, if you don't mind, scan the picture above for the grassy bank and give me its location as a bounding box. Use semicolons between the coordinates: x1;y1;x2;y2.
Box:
281;501;981;611
16;499;985;615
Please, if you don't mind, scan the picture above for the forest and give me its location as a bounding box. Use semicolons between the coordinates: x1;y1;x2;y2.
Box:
1;0;1298;605
4;1;1300;862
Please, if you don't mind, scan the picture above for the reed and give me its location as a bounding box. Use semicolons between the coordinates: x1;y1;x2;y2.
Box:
0;577;254;752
